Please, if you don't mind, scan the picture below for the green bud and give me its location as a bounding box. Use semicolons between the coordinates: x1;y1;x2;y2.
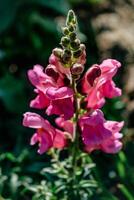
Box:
64;49;72;57
62;54;70;64
62;49;72;64
53;48;63;58
68;24;75;32
69;32;77;41
62;27;69;35
71;18;77;25
66;10;76;26
61;36;70;47
70;39;80;50
73;48;82;58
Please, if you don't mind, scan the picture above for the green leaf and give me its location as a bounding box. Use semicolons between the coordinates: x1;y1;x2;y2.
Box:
118;184;134;200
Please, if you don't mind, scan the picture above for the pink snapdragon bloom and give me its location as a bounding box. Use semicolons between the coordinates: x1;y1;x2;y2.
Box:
81;59;122;109
28;65;74;119
49;53;71;78
23;112;67;154
28;65;55;109
46;87;74;120
79;109;124;153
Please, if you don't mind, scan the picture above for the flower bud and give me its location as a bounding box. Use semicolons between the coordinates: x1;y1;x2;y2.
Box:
87;65;101;86
62;27;69;35
53;48;63;58
73;48;82;58
71;63;84;75
66;10;76;26
61;36;70;47
80;44;86;51
45;64;59;81
69;32;76;41
62;49;72;64
68;24;75;32
71;39;80;50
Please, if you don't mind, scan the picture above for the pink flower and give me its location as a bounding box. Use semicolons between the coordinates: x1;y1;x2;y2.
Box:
28;65;55;109
81;59;121;109
28;65;55;91
23;112;67;154
79;109;124;154
28;65;74;118
55;117;74;140
49;54;71;79
46;87;74;120
30;89;50;109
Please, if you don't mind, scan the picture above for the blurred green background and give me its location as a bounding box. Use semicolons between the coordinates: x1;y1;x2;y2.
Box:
0;0;134;199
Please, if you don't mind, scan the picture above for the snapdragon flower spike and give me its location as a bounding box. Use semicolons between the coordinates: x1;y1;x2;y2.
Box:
81;59;121;109
79;110;124;153
23;10;124;155
23;112;67;154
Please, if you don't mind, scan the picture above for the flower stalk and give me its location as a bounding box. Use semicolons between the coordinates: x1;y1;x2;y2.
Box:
22;9;124;199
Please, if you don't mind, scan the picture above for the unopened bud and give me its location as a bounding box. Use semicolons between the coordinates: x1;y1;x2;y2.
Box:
64;49;71;56
71;63;84;75
62;27;69;35
73;48;82;58
68;24;75;32
71;39;80;50
62;49;72;63
53;48;63;58
66;10;76;26
45;64;59;81
87;65;101;86
69;32;76;41
61;36;70;47
80;44;86;51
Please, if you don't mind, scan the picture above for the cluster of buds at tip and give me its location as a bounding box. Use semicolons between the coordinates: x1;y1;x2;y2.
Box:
53;10;86;66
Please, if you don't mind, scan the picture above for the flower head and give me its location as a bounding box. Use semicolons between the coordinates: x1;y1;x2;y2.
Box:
79;110;124;153
23;112;67;154
81;59;121;109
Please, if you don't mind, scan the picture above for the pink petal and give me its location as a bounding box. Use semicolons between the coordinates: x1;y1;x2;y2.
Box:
28;65;55;92
46;87;73;100
30;91;50;109
101;80;121;98
38;131;53;154
55;117;74;135
30;133;38;145
53;129;67;149
23;112;44;128
104;121;124;134
46;97;74;120
101;139;123;154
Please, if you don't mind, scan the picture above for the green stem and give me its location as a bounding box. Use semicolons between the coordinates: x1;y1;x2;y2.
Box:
71;78;80;196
